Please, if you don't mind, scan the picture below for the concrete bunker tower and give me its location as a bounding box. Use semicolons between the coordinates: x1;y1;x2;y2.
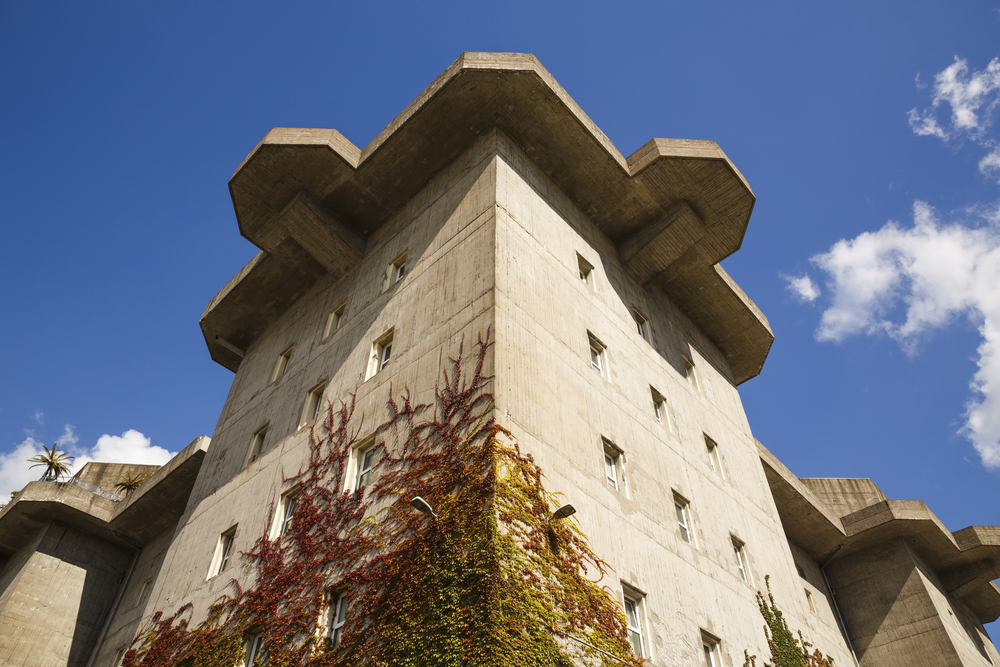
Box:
0;52;997;667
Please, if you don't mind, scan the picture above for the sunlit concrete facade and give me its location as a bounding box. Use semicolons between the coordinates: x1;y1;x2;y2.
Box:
1;53;998;667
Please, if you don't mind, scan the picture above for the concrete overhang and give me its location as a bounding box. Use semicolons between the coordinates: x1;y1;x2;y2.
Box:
0;437;209;555
0;481;119;556
111;436;210;545
204;52;772;383
759;441;1000;623
757;441;846;563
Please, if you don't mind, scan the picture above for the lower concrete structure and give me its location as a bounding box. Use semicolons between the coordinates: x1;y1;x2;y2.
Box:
0;438;207;666
0;53;996;667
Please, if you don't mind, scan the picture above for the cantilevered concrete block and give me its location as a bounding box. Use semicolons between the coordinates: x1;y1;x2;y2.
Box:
618;200;706;285
269;192;365;279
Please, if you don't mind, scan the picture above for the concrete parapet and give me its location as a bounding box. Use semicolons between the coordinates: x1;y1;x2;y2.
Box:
203;52;772;383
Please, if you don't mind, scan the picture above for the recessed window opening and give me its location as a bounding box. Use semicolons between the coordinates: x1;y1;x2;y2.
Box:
602;438;621;491
706;436;721;475
651;387;667;426
384;250;408;291
244;632;264;666
577;253;594;286
633;307;649;341
244;424;268;469
324;301;348;338
271;346;293;383
278;488;299;538
357;443;376;488
134;577;152;608
621;586;648;658
683;354;700;392
805;588;817;613
733;537;749;583
588;332;607;376
366;330;395;380
624;596;644;656
674;494;692;544
329;591;347;648
299;381;327;428
702;632;721;667
213;526;237;577
114;647;126;667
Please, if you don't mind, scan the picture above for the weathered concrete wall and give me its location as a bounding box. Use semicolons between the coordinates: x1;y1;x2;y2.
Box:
140;131;501;629
825;538;997;667
490;130;854;666
91;524;177;667
0;526;45;623
799;478;886;519
73;463;160;497
0;521;132;667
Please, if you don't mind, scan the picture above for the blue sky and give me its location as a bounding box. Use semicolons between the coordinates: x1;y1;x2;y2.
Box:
2;0;999;636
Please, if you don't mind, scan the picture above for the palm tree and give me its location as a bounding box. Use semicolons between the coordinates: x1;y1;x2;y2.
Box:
114;469;151;496
28;443;75;481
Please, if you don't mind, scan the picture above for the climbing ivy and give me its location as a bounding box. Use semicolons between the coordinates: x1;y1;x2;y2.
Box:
744;576;834;667
123;330;640;667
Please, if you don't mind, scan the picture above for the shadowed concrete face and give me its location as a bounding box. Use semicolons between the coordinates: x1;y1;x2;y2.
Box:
0;522;132;667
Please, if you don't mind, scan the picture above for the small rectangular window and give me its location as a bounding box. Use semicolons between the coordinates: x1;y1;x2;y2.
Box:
805;588;817;613
588;332;607;376
299;381;327;428
706;436;721;476
345;437;377;492
602;438;622;491
622;589;647;658
213;526;237;577
577;253;594;287
683;354;700;392
651;387;668;427
324;301;348;338
330;591;347;647
674;494;692;544
244;632;264;666
134;577;152;608
366;330;394;380
276;488;298;538
633;307;649;341
702;632;721;667
733;537;749;583
356;444;376;488
244;424;268;469
271;345;293;383
384;250;408;291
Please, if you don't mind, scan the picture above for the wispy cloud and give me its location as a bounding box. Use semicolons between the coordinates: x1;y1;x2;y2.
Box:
0;427;176;497
807;201;1000;469
56;424;78;449
781;273;820;302
908;56;1000;181
30;410;44;426
980;146;1000;182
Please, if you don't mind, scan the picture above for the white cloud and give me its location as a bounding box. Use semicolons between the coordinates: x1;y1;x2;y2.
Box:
56;424;78;449
30;410;44;426
88;430;173;466
907;108;948;138
781;273;820;302
0;435;50;502
908;57;1000;140
808;201;1000;469
980;146;1000;182
0;427;176;498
